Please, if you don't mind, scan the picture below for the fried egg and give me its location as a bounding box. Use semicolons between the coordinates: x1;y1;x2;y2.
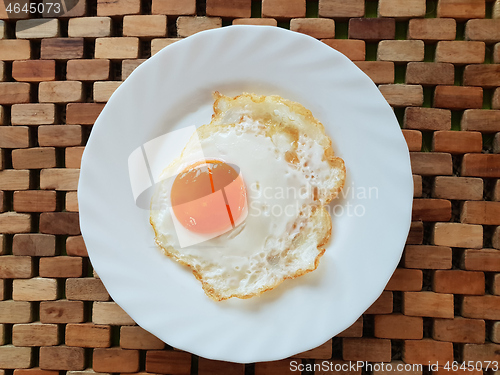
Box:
150;93;345;301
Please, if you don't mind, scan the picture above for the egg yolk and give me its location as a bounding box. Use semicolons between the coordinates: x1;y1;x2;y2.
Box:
171;160;247;234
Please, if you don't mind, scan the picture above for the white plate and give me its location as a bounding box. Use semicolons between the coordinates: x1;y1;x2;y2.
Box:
79;25;413;363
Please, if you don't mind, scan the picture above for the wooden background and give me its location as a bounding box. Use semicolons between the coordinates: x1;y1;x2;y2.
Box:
1;0;500;374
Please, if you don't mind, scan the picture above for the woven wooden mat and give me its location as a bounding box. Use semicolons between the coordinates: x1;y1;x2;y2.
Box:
1;0;500;374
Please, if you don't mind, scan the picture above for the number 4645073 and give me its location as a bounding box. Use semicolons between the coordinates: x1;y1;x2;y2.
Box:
6;2;61;13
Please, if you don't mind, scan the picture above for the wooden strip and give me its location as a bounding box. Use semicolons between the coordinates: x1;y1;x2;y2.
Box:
0;212;31;233
336;317;363;337
462;153;500;177
0;346;32;369
40;212;80;235
40;38;84;60
377;40;424;62
0;255;33;278
433;270;485;295
151;0;196;15
493;322;500;342
404;245;452;269
290;18;335;39
355;61;394;84
40;300;84;323
123;15;167;37
16;19;59;39
39;346;85;371
321;39;365;61
39;81;83;103
66;59;110;81
413;175;422;197
12;148;57;169
318;0;364;18
122;59;146;80
93;302;135;325
0;300;32;323
402;129;422;151
38;125;82;147
97;0;140;16
463;343;500;365
407;221;424;245
0;131;28;152
12;60;56;82
11;104;56;125
410;152;453;176
462;295;500;319
14;368;61;375
364;291;393;314
379;84;423;107
232;18;277;26
349;18;395;41
13;190;57;212
374;314;423;340
206;0;251;18
435;41;485;64
65;147;84;168
66;323;111;348
66;236;88;257
408;18;456;41
433;176;483;201
39;257;82;278
0;82;31;104
12;234;56;256
463;249;500;272
13;278;58;301
40;169;80;191
120;326;165;350
378;0;426;18
406;62;455;86
12;323;60;346
437;0;485;19
150;39;181;55
93;81;122;102
403;339;453;365
433;130;483;154
462;109;500;132
0;40;31;60
463;64;500;87
0;126;30;148
66;278;109;301
343;338;391;362
66;103;104;125
403;291;454;318
433;317;485;343
404;107;451;130
176;16;222;37
68;17;112;38
433;222;483;248
462;201;500;225
145;351;192;375
465;19;500;43
385;268;422;291
412;198;451;222
95;37;140;59
434;85;483;109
